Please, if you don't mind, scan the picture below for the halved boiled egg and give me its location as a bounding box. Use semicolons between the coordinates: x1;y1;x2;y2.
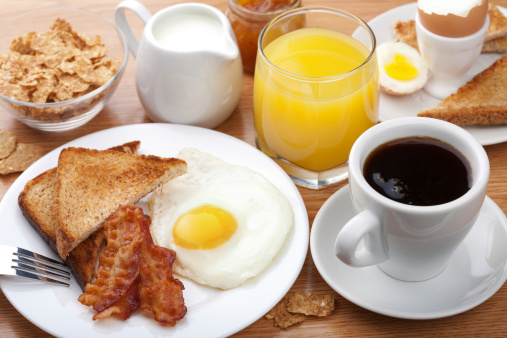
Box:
378;42;428;95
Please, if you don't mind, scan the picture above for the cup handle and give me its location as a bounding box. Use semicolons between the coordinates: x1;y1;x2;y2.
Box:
114;0;152;58
334;210;388;267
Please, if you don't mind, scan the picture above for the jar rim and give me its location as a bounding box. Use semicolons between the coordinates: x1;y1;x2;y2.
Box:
227;0;301;21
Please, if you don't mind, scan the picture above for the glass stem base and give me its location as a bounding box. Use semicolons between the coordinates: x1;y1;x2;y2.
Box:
255;136;349;190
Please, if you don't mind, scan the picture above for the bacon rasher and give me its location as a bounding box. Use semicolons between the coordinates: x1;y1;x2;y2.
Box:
77;205;186;326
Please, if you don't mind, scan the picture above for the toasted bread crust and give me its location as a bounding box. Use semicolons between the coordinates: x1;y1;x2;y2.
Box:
393;20;419;51
55;147;186;259
487;4;507;41
18;141;141;290
393;5;507;54
19;168;58;250
418;55;507;125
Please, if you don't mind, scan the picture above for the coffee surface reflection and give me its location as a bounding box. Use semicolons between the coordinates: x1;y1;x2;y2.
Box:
363;137;472;206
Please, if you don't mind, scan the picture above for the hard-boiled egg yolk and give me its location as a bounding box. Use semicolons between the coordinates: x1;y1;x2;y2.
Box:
384;54;419;81
173;205;237;250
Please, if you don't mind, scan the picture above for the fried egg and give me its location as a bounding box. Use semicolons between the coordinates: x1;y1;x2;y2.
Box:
378;42;428;95
148;148;293;290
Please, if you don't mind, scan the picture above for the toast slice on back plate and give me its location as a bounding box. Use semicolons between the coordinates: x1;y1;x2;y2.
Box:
18;141;140;290
418;55;507;125
487;3;507;41
393;4;507;53
55;146;187;259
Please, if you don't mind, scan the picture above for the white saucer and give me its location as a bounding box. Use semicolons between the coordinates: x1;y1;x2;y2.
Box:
310;185;507;320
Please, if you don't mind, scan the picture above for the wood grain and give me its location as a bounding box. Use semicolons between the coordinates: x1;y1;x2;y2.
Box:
1;0;507;337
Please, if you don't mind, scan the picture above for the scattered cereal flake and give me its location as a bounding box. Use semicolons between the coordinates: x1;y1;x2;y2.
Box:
0;82;31;102
89;65;114;86
265;295;307;329
32;76;57;103
0;130;16;160
10;32;36;55
287;292;335;317
51;18;72;33
0;143;44;174
58;73;89;94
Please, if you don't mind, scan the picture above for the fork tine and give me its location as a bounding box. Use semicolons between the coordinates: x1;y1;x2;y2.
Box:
14;247;71;272
13;257;71;278
0;244;71;286
10;266;70;286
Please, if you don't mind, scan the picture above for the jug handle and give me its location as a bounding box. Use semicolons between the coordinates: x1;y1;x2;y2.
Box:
114;0;152;58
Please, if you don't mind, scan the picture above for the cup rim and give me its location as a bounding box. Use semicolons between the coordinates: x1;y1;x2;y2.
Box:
0;7;129;108
348;117;490;211
257;6;377;82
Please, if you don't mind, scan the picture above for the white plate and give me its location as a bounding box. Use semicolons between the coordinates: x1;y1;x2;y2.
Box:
0;123;309;337
310;185;507;319
369;3;507;146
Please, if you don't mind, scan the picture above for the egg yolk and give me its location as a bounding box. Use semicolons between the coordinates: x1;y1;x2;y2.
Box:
384;54;418;80
173;205;237;250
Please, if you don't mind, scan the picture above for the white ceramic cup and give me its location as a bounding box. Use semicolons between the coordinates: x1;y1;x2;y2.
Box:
115;0;243;129
415;12;489;100
334;117;489;281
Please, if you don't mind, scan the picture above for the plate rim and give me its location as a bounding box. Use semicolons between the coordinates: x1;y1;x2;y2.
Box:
0;123;309;337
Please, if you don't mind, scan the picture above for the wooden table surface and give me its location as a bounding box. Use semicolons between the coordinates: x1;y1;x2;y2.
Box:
1;0;507;337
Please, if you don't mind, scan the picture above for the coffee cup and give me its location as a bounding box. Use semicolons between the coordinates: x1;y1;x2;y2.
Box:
115;0;243;128
334;117;489;281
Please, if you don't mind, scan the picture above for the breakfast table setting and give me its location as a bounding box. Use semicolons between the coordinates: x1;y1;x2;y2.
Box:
1;0;507;336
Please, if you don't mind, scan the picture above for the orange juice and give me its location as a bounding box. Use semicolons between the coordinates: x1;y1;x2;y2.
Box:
254;27;379;172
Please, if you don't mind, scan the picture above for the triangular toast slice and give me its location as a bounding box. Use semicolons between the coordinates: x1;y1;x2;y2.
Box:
418;55;507;125
393;4;507;54
18;141;140;290
55;147;186;259
487;3;507;41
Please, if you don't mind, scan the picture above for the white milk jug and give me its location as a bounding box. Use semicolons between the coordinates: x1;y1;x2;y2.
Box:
115;1;243;128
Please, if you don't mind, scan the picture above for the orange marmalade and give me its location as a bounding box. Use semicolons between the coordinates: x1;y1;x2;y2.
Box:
226;0;301;73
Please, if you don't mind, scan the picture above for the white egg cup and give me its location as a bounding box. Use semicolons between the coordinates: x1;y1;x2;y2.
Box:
415;12;489;100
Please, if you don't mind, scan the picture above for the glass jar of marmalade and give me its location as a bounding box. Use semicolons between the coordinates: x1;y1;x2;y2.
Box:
226;0;301;73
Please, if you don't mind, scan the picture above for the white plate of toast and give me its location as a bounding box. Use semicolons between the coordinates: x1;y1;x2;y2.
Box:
370;3;507;146
0;123;309;338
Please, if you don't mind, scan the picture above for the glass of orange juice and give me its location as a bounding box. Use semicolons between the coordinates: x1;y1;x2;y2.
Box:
254;7;379;189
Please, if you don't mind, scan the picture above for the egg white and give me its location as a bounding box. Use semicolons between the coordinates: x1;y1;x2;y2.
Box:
148;148;293;290
378;42;428;95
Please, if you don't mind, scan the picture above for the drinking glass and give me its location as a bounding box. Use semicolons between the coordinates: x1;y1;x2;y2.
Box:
253;7;379;189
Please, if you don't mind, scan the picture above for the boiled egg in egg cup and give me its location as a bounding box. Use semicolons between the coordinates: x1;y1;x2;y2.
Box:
378;42;428;96
415;0;490;99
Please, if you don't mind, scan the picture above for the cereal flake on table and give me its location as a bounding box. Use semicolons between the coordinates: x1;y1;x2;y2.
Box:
0;141;45;175
287;292;335;317
0;129;16;159
265;292;336;329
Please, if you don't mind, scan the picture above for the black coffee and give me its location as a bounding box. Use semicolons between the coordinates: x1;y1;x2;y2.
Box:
363;137;472;206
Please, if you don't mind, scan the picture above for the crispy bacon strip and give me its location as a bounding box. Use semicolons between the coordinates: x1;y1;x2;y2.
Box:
78;205;186;326
139;243;187;326
77;205;147;312
93;274;141;320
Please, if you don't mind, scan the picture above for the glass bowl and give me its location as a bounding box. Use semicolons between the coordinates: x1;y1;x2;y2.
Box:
0;8;128;132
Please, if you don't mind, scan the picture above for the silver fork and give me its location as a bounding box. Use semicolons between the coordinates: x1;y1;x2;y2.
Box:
0;244;71;286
